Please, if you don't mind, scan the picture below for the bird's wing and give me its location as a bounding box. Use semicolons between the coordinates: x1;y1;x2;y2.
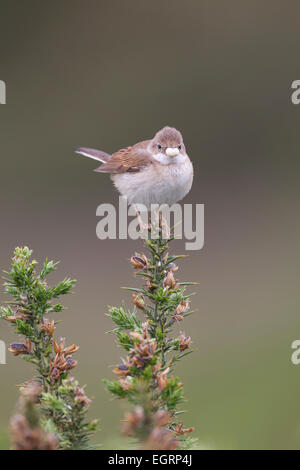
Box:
75;147;111;163
94;140;153;174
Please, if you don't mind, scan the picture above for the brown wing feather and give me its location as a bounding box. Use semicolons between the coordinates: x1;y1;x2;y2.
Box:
94;140;153;174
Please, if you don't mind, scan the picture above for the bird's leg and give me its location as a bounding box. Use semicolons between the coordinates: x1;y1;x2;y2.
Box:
158;212;170;239
133;204;151;233
150;209;170;239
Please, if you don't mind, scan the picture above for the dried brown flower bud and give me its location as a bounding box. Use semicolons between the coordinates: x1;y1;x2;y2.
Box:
175;421;195;435
49;339;79;380
157;367;170;391
52;339;79;356
168;262;179;272
53;338;64;354
154;409;171;427
19;382;42;404
10;414;58;450
130;331;144;342
10;383;58;450
142;321;150;339
130;254;148;270
122;406;145;435
9;339;31;356
5;306;29;323
132;292;145;310
119;378;132;391
41;319;55;337
113;364;130;377
173;299;189;322
163;271;178;289
145;427;179;450
176;299;190;315
179;333;191;352
64;344;80;356
5;316;17;323
50;367;60;381
74;385;92;407
127;334;157;369
65;358;77;370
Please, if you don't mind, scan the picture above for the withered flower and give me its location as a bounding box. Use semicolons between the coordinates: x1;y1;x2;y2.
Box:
122;406;145;435
132;292;145;310
64;344;80;356
5;306;29;323
163;271;178;289
49;354;67;380
41;319;55;337
128;335;157;368
5;316;18;323
175;421;195;435
52;338;79;356
10;414;58;450
173;299;190;322
179;333;191;352
142;321;150;339
157;367;170;391
65;358;77;370
11;380;58;450
53;338;65;354
50;367;60;381
119;378;132;391
145;427;179;450
154;409;171;427
19;381;42;404
176;299;190;315
130;254;148;270
173;313;183;322
113;364;130;377
134;339;157;360
9;339;31;356
130;331;144;342
49;340;79;380
74;385;92;407
165;258;179;272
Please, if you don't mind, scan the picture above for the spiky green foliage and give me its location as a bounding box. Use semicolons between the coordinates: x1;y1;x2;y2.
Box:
1;247;98;450
104;232;196;449
41;378;98;450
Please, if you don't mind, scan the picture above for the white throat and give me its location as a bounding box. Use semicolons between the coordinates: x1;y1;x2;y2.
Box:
152;152;187;165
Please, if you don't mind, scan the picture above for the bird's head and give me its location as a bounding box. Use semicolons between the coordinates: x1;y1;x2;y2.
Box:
150;126;186;163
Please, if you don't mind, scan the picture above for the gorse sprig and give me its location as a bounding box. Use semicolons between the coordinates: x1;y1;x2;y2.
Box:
104;230;196;449
41;377;98;450
10;382;58;450
1;247;98;450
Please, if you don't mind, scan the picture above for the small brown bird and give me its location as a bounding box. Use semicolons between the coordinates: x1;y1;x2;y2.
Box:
76;126;193;208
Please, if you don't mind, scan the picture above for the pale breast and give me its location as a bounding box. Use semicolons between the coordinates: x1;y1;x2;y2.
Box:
112;156;193;208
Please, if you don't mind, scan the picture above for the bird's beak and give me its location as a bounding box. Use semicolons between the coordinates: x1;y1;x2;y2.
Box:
165;147;180;157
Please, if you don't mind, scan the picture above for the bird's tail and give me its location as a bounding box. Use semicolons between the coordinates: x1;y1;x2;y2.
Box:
75;147;111;163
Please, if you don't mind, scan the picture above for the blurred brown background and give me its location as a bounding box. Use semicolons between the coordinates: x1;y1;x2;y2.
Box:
1;0;300;449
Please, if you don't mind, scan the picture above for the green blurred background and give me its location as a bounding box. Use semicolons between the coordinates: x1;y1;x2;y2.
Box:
1;0;300;449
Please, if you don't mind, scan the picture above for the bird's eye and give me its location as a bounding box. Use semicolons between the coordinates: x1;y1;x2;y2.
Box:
157;144;162;150
178;145;182;150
